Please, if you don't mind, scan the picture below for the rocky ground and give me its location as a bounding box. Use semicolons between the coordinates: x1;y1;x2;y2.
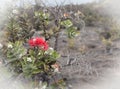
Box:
57;26;120;88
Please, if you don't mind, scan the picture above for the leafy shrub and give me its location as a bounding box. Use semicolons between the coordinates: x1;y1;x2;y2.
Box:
1;2;85;88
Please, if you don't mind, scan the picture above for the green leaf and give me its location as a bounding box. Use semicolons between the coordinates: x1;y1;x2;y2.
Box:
35;11;49;20
35;11;39;17
32;69;41;74
67;26;79;39
60;20;73;28
50;51;60;60
6;41;27;62
22;64;38;77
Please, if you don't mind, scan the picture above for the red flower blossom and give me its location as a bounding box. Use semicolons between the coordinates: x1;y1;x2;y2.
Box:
28;37;48;50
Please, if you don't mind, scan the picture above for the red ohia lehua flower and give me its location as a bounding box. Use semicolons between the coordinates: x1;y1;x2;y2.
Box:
28;37;48;50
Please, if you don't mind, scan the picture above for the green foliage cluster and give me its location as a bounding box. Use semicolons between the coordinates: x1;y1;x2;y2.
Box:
6;8;81;43
5;41;60;76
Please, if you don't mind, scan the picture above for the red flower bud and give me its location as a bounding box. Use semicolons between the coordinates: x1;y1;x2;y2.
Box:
28;37;48;50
